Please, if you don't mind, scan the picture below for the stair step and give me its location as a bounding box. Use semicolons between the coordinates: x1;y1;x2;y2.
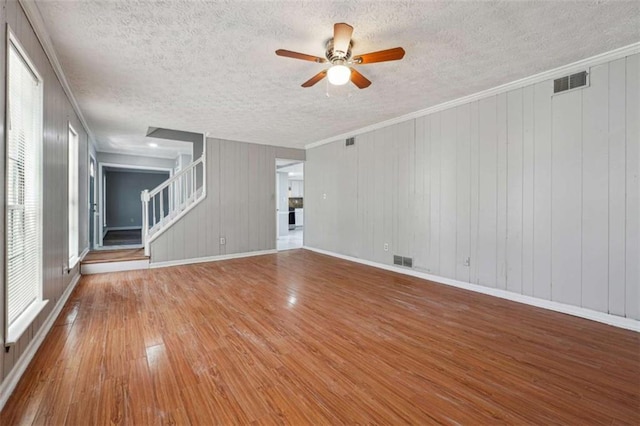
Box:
82;248;148;264
81;249;150;275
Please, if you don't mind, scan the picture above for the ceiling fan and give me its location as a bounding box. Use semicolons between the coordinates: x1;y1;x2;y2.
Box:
276;23;405;89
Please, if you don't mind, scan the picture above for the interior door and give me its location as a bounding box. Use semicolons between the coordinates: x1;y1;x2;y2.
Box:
89;156;97;249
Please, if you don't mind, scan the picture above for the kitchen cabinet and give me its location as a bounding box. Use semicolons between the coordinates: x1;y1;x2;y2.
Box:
289;180;304;197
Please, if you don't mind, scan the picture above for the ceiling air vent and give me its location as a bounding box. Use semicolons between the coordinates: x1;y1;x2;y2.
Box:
554;71;588;94
345;137;355;147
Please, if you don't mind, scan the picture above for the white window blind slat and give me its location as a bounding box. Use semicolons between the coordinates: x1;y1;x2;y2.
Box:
5;38;44;333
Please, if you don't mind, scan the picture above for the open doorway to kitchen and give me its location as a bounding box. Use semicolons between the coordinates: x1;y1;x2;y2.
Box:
276;159;304;251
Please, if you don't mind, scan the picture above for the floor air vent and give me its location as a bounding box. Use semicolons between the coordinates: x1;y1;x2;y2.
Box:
554;71;588;94
346;137;355;147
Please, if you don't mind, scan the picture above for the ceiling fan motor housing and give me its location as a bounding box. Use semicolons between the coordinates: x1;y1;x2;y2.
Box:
325;39;353;63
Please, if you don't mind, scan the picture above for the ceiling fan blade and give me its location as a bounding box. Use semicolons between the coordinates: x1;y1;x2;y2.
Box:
333;22;354;56
353;47;405;64
301;70;328;88
350;68;371;89
276;49;326;63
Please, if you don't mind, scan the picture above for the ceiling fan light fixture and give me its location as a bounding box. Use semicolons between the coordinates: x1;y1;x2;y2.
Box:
327;64;351;86
276;23;405;89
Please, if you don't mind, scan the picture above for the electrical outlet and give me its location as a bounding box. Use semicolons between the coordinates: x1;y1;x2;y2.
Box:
464;257;470;267
383;243;389;251
323;193;327;200
220;237;226;245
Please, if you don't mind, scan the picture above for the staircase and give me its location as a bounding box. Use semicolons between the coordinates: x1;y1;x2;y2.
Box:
81;137;207;274
141;152;207;256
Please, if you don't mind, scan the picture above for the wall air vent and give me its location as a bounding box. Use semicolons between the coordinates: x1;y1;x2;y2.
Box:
345;137;355;147
393;255;413;268
554;71;588;94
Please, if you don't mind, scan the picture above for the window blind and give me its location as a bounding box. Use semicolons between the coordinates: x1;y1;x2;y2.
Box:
6;40;43;327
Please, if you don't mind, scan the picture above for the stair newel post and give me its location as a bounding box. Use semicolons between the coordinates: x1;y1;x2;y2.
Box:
141;189;150;256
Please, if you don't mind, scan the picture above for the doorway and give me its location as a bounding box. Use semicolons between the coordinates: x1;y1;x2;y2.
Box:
276;159;304;251
89;155;97;249
97;162;172;249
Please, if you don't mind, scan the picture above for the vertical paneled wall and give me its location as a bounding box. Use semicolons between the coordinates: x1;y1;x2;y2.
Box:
306;54;640;320
150;138;304;263
0;0;90;382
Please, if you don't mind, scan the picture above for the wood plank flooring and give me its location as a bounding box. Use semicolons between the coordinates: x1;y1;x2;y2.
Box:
2;250;639;424
82;248;148;264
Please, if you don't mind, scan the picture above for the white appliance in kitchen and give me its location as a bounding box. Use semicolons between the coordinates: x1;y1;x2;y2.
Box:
294;208;304;227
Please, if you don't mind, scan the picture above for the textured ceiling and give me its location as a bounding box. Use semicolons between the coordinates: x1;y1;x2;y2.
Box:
35;0;639;153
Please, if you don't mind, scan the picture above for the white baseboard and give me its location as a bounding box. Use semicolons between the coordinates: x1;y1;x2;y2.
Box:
79;246;90;261
0;272;82;411
150;249;277;269
303;246;640;333
105;226;142;231
81;259;150;275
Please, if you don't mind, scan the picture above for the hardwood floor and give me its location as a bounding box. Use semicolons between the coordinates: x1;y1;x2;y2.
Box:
82;248;148;264
2;250;638;424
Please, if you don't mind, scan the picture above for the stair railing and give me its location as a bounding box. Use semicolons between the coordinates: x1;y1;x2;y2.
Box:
141;154;206;255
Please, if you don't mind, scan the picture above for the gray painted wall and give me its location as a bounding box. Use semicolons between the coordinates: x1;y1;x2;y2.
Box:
147;128;203;160
97;152;175;170
146;128;202;187
306;54;639;320
150;138;305;263
275;146;306;162
105;171;169;228
0;0;90;382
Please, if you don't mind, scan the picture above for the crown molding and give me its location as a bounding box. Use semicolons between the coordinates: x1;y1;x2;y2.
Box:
18;0;96;143
306;42;640;150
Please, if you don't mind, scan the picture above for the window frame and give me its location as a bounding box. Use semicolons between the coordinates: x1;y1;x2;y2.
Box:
68;123;79;268
4;26;48;346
